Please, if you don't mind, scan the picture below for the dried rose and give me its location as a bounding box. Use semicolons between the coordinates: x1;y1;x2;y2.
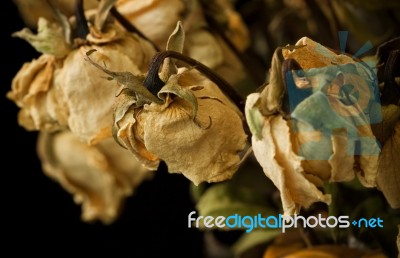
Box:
8;1;156;144
37;131;151;224
246;37;383;215
87;22;248;185
13;0;98;28
115;0;250;87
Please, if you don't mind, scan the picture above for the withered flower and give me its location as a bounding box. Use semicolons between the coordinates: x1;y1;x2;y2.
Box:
116;0;250;87
38;131;151;224
246;37;383;215
8;0;156;144
86;22;248;185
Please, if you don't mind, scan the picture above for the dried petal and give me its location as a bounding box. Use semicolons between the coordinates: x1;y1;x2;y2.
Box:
116;0;249;87
13;0;98;28
37;131;152;224
116;68;247;185
9;25;156;144
247;93;331;216
7;55;67;131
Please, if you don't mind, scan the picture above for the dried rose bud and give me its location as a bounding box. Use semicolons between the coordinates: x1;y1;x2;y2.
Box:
13;0;98;28
246;37;383;215
87;22;247;185
116;0;250;87
8;2;156;144
37;131;151;224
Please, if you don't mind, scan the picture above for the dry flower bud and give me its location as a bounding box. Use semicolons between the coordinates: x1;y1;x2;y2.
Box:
115;68;247;185
37;131;152;224
9;16;156;144
13;0;98;28
116;0;249;87
246;37;383;215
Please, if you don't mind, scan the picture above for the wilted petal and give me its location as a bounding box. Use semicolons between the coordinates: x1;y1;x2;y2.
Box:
144;69;246;185
55;32;155;144
37;131;152;224
247;93;331;216
116;68;247;185
7;54;68;131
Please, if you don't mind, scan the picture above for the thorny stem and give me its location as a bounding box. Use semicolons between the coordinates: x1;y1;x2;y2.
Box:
110;7;160;51
143;50;245;111
75;0;89;39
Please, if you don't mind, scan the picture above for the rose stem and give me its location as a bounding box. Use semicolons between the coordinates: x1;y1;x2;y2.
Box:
143;50;244;111
75;0;89;39
109;7;160;51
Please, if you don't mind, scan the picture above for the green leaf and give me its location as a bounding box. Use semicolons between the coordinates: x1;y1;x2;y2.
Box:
232;229;280;257
196;182;276;230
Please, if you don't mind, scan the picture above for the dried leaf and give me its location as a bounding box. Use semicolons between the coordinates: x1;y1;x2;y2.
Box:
258;49;285;115
95;0;117;32
160;21;185;82
37;131;152;224
12;17;71;57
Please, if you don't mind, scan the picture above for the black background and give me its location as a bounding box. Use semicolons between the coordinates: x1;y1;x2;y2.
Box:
1;1;204;256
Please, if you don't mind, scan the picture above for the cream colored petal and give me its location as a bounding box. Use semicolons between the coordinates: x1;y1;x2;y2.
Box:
13;0;98;28
377;121;400;208
138;69;247;185
185;29;224;69
37;131;152;224
55;34;155;144
248;93;331;215
8;54;66;131
116;0;185;50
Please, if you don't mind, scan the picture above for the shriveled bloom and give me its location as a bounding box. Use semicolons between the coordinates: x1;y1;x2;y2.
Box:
13;0;98;28
37;131;151;224
116;0;250;87
8;0;156;223
246;37;382;215
8;4;156;144
87;22;248;185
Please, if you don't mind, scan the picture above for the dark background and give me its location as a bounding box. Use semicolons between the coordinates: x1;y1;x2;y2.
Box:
1;1;204;256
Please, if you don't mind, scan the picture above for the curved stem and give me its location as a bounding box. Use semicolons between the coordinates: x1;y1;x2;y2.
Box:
143;51;244;110
110;7;159;51
75;0;89;39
